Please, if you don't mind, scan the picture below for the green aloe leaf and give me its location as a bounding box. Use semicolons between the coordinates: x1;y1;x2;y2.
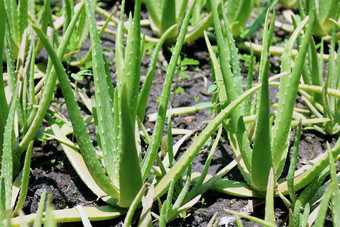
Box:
327;143;340;225
271;2;314;178
11;206;125;226
118;85;143;207
160;0;176;37
0;88;18;216
4;0;19;46
33;190;46;227
265;168;275;225
83;0;117;186
122;0;141;122
0;0;8;157
251;8;275;192
0;90;17;212
251;61;272;192
62;0;74;33
31;24;118;198
210;0;252;183
18;0;28;38
12;141;33;216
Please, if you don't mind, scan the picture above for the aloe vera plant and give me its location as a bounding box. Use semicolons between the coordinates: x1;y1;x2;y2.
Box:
204;0;340;198
32;0;201;213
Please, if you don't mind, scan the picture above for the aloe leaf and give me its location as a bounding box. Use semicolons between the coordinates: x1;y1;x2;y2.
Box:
11;206;125;226
44;194;57;226
265;168;275;224
141;0;197;181
122;0;141;122
300;203;310;227
172;169;191;212
167;109;174;168
19;3;83;153
18;0;28;39
0;89;17;211
21;34;35;125
251;61;272;192
244;44;254;117
160;0;177;39
114;2;124;85
0;0;8;157
257;9;275;85
4;0;19;46
313;183;333;227
137;24;177;121
31;24;118;198
221;12;243;97
5;35;18;95
113;0;144;207
271;2;314;178
145;0;162;33
250;9;275;192
12;141;33;216
33;190;46;227
327;143;340;225
62;0;74;33
281;16;309;75
323;12;340;134
308;38;323;102
118;85;143;207
83;0;117;185
293;199;301;226
210;0;252;183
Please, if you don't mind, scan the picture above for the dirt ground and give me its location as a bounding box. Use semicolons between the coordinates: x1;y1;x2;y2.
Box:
21;1;338;226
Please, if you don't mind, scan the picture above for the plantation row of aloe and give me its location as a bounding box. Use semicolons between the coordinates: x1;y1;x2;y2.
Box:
0;0;339;226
